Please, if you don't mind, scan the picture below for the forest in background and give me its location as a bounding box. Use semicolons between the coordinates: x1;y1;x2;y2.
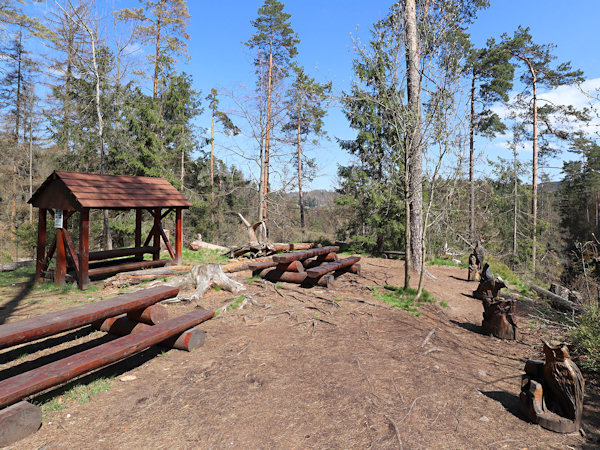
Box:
1;0;600;307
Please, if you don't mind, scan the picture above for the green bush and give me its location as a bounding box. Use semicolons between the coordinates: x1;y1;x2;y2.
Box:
571;306;600;372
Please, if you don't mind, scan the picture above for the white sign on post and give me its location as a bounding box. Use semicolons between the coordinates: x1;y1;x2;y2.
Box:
54;210;63;228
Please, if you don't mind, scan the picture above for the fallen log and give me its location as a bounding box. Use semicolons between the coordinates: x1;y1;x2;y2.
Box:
0;308;214;409
247;260;278;272
222;256;273;273
0;286;179;350
93;316;206;352
271;243;316;252
0;401;42;447
0;260;35;272
529;284;584;313
258;269;333;288
103;266;192;288
306;256;361;278
272;246;339;264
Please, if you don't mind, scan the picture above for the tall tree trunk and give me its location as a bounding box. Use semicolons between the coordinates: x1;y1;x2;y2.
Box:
15;25;23;142
296;103;305;241
469;71;476;243
152;0;164;100
513;146;518;257
210;109;215;193
404;143;411;289
404;0;423;271
29;89;34;224
530;67;538;275
263;34;274;226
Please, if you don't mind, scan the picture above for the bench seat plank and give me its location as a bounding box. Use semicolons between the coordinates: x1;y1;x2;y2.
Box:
0;308;213;409
0;286;179;350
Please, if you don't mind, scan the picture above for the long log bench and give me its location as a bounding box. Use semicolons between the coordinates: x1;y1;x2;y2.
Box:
0;286;214;446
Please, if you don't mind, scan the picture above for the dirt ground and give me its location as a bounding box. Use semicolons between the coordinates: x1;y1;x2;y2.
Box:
1;258;599;449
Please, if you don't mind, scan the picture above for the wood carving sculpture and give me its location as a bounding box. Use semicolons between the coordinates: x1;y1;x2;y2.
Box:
520;340;585;433
473;263;517;339
468;238;485;281
472;263;506;300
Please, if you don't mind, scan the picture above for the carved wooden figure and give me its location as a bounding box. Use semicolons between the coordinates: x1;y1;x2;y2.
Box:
520;340;585;433
481;297;517;340
472;263;506;300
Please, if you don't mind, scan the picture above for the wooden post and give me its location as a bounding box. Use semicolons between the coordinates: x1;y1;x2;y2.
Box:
35;209;46;282
55;228;66;286
135;208;142;261
79;208;89;290
175;207;182;265
153;208;161;261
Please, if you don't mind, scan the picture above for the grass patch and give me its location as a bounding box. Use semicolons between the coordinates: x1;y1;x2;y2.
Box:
485;257;532;296
36;377;112;417
372;285;436;316
246;275;261;283
571;306;600;373
214;295;246;317
181;248;229;265
0;265;36;286
427;256;466;268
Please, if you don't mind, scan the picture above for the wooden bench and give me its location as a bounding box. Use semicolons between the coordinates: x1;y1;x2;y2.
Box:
382;251;405;259
0;286;214;446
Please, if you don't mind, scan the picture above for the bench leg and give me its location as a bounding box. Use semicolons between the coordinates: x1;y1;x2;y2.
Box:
0;401;42;447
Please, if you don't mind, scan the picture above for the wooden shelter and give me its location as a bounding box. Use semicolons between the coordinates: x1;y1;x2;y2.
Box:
28;171;191;290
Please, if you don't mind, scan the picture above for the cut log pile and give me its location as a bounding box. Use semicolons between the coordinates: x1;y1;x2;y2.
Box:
248;246;361;288
0;286;214;446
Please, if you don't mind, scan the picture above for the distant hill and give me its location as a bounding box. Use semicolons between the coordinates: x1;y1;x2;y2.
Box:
285;189;337;208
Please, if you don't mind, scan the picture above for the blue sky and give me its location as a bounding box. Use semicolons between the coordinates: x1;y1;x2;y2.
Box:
29;0;600;190
178;0;600;190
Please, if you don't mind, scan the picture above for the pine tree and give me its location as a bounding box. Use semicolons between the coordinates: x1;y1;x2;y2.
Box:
465;39;514;242
283;66;331;241
117;0;190;99
205;88;239;195
503;26;585;274
245;0;298;225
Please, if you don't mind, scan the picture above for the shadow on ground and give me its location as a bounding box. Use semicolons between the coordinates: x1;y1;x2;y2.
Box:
0;273;36;325
480;390;523;420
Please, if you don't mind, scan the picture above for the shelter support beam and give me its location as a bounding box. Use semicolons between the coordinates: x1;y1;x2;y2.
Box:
35;209;46;282
79;208;89;289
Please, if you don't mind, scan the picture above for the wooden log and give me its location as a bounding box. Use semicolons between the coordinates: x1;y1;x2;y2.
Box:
275;261;305;273
127;304;169;325
529;284;584;313
306;256;361;278
93;316;206;352
87;259;169;279
0;260;35;273
270;243;316;252
0;401;42;447
316;252;338;262
258;269;332;288
88;246;159;261
78;208;90;290
334;263;361;276
247;259;278;272
0;286;179;350
222;255;273;273
0;309;214;409
272;246;340;264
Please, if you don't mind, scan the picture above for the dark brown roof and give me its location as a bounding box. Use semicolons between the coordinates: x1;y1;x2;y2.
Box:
28;171;192;210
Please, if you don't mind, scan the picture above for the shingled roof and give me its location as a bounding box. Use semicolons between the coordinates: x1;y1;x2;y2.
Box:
28;171;192;210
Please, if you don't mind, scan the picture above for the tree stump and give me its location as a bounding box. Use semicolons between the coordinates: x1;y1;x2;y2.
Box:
481;297;517;340
520;340;585;433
